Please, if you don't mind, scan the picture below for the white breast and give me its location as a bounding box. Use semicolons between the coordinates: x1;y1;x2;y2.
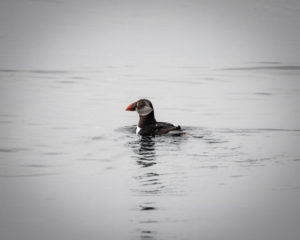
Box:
136;126;141;135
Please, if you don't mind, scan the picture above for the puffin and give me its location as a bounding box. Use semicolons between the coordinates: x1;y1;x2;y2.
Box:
126;99;181;136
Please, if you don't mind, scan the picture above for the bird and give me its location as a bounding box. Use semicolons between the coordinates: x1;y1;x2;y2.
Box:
126;99;181;136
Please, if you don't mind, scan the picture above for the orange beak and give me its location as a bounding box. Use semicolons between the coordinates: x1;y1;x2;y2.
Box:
125;102;137;111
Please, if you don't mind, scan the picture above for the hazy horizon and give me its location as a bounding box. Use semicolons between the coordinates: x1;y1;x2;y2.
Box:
0;0;300;70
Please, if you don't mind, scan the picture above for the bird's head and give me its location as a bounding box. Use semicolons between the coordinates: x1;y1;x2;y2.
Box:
126;99;154;116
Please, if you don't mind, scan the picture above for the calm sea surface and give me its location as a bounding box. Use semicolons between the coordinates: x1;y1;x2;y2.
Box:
0;65;300;240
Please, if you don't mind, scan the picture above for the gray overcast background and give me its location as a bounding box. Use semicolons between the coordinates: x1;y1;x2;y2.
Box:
0;0;300;70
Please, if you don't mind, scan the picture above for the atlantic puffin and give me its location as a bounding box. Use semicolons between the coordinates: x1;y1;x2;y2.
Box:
126;99;181;136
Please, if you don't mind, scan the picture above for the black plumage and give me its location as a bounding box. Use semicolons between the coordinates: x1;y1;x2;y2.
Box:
126;99;181;136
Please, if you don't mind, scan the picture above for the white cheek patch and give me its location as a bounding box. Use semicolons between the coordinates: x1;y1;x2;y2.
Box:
136;126;141;135
137;105;153;116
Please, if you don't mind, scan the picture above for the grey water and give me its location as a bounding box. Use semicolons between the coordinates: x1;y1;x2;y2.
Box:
1;65;300;240
1;1;300;240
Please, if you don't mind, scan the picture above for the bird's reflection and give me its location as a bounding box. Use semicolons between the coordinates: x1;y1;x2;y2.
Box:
134;136;156;167
129;136;162;196
127;133;184;240
128;136;159;240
